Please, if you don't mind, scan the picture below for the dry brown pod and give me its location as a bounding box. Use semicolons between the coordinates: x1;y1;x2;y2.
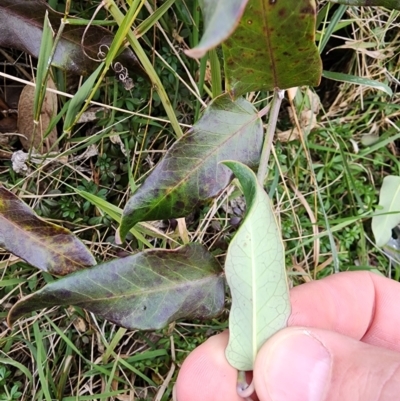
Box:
17;76;58;153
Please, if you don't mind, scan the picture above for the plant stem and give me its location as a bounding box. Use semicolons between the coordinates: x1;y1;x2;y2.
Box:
237;370;255;400
105;0;184;138
256;89;284;185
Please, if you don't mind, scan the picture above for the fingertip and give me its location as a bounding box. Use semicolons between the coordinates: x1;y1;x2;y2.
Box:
175;331;243;401
254;328;331;401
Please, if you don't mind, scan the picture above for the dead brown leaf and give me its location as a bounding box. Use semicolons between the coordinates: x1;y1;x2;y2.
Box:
17;77;58;153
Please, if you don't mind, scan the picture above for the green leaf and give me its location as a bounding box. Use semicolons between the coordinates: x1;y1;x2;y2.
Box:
7;243;225;330
223;0;322;96
0;186;96;275
77;190;176;247
223;161;290;371
117;93;263;242
185;0;249;58
0;358;33;383
135;0;176;38
328;0;400;9
33;10;54;121
322;70;393;96
0;0;147;78
63;62;104;132
371;176;400;247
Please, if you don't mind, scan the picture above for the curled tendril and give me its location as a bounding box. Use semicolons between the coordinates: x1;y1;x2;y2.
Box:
97;44;110;61
93;46;135;91
112;62;134;90
80;1;107;62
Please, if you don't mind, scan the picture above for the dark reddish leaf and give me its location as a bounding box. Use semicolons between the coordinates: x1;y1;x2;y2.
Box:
0;186;96;275
117;93;263;242
8;243;225;330
0;0;147;78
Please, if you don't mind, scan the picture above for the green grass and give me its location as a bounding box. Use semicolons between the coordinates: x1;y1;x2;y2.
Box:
0;1;400;400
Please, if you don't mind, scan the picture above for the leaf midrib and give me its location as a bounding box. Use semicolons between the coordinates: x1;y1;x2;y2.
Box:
143;104;261;217
43;274;219;304
0;205;92;270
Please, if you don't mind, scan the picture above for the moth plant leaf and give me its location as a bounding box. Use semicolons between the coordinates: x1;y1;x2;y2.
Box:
117;93;263;242
0;186;96;275
371;175;400;247
223;0;322;97
223;161;291;371
8;243;225;330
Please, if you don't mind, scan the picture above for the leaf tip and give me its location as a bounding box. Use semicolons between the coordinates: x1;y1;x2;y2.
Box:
184;47;207;59
6;313;14;329
115;227;124;245
6;296;29;328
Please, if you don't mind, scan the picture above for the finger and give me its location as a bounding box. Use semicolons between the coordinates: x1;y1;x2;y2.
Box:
174;331;251;401
254;326;400;401
175;271;400;400
289;271;400;350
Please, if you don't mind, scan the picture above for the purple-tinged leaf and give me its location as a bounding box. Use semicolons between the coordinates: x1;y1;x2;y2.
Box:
8;243;225;330
0;0;147;78
117;93;263;242
0;186;96;275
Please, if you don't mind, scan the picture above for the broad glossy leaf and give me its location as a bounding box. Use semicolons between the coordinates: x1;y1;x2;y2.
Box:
223;0;322;96
329;0;400;9
185;0;249;58
223;161;290;371
372;176;400;247
117;93;263;242
8;243;225;330
0;186;96;275
0;0;147;77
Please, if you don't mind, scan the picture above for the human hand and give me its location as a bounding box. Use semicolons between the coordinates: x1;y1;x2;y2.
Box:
175;271;400;401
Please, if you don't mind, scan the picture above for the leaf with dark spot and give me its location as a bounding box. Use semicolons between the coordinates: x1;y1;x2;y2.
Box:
117;93;263;242
222;0;322;96
8;243;225;330
0;186;96;275
0;0;147;78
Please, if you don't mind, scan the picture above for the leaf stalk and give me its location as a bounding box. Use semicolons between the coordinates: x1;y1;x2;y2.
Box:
256;89;284;185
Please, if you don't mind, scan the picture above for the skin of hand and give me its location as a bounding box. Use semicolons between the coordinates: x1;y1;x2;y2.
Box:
174;271;400;401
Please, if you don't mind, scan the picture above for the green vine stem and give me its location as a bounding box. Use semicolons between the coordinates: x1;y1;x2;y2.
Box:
256;89;285;185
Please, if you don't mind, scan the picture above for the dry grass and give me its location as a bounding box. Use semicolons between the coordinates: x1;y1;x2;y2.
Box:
0;2;399;400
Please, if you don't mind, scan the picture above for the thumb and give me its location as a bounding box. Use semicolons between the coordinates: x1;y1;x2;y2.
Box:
254;327;400;401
